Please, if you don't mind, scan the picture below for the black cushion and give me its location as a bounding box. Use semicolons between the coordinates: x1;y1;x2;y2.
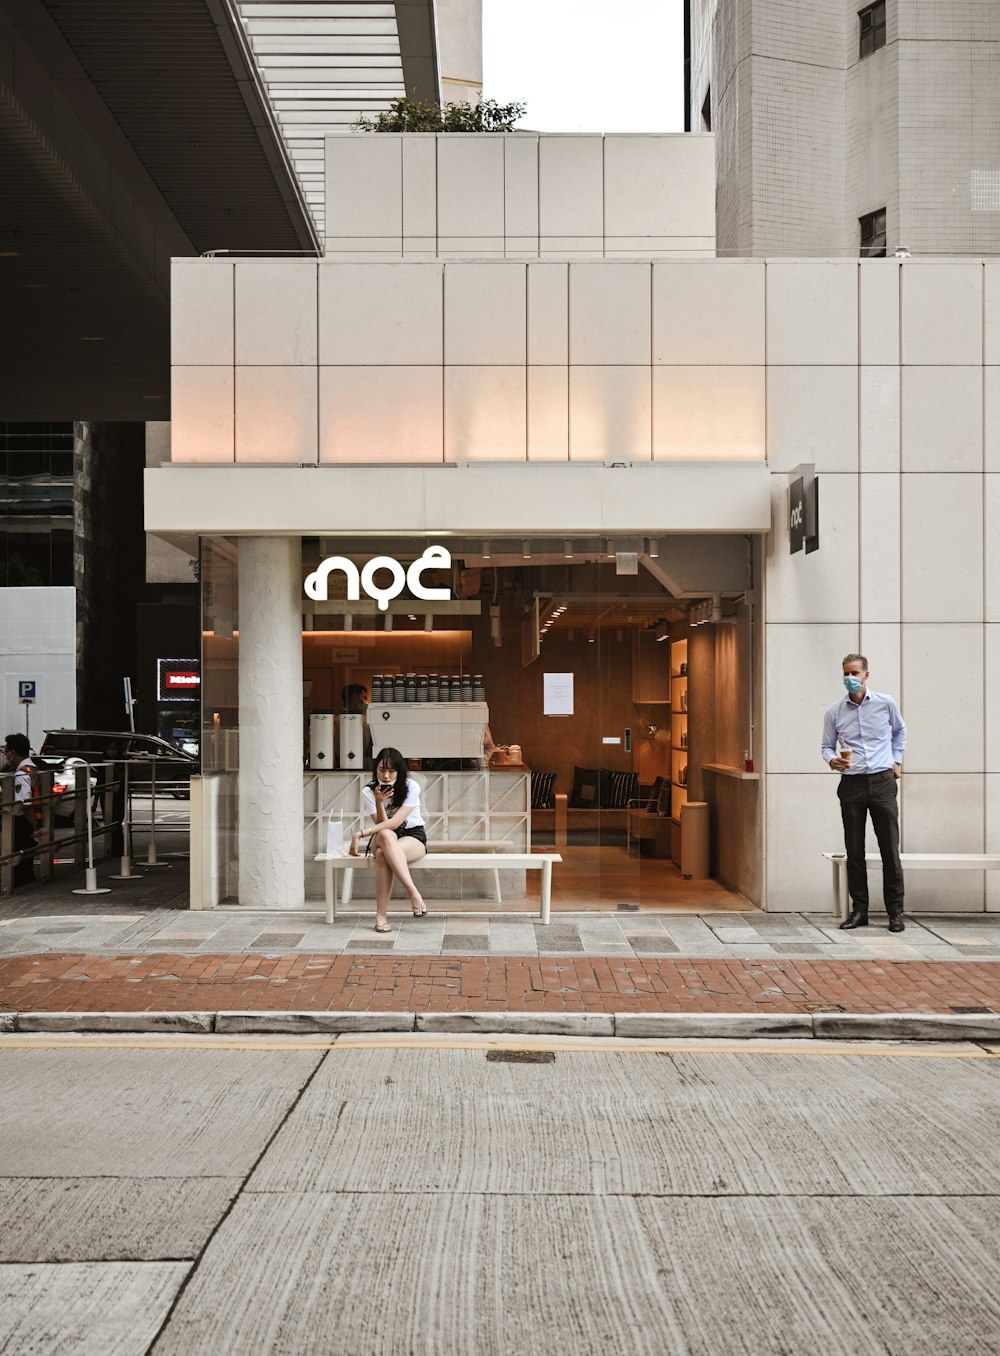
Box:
569;765;601;808
530;771;557;810
606;770;638;808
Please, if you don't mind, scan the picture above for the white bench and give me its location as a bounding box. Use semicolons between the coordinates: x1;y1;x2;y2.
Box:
315;851;562;925
336;840;514;907
823;851;1000;920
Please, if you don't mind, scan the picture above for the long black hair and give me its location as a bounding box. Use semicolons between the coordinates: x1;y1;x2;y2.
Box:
372;746;411;814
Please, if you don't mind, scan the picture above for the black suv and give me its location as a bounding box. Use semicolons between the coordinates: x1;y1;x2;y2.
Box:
40;730;198;797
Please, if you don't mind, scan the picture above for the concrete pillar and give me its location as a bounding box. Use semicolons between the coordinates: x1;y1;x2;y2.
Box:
238;536;304;908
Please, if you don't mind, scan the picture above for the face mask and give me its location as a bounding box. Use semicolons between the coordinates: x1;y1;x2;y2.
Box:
843;675;864;694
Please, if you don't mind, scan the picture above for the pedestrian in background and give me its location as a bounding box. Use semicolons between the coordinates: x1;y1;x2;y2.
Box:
822;655;906;931
4;733;37;888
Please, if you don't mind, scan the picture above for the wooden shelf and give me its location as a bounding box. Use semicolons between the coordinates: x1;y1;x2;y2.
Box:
702;763;760;781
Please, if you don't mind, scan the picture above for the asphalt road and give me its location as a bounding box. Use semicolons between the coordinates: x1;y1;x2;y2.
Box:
2;1034;999;1355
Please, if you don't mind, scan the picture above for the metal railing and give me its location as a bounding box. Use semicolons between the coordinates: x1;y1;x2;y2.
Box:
0;757;191;897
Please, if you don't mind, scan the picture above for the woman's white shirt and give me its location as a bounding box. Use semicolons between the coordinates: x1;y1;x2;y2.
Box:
362;778;425;829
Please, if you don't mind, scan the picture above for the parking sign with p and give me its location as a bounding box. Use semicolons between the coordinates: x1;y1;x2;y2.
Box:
18;681;36;702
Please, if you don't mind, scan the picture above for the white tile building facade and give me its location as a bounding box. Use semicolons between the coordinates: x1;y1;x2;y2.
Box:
689;0;1000;258
149;129;1000;913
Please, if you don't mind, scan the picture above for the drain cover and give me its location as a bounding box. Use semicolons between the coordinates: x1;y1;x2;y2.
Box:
486;1049;556;1064
949;1006;993;1015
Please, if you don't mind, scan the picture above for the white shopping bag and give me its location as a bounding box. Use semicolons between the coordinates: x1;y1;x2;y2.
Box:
326;812;345;857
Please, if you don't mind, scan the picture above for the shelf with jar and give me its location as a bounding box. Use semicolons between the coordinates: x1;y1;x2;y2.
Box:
669;638;689;838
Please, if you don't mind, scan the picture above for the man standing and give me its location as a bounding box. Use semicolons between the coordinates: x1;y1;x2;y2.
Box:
822;655;907;931
4;733;37;888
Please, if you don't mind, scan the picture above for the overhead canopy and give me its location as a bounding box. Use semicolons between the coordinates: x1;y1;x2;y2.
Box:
0;0;438;419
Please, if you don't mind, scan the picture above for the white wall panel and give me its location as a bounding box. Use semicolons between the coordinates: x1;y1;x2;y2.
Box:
859;261;899;365
235;367;317;464
765;622;857;774
986;262;1000;365
901;366;982;471
899;774;985;910
503;135;539;238
319;263;443;365
401;135;436;239
445;367;526;462
859;624;902;708
987;773;1000;909
436;135;505;239
902;624;983;770
0;587;76;740
569;263;650;365
764;772;845;912
860;368;900;472
320;367;442;463
235;263;317;366
444;264;525;365
860;474;900;623
986;475;1000;622
901;263;982;366
604;134;715;240
171;367;234;462
652;366;764;461
986;626;1000;772
653;260;765;365
985;369;1000;473
527;264;568;364
766;367;859;472
765;262;858;365
568;367;651;461
765;476;858;625
325;134;401;244
901;475;983;621
527;367;568;461
171;262;233;366
538;136;604;242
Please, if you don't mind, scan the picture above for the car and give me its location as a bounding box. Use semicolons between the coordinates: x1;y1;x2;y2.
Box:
39;730;198;798
29;754;97;825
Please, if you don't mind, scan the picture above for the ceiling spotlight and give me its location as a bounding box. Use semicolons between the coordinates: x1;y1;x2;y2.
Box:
564;539;573;559
648;538;658;558
587;629;596;644
384;613;393;631
343;613;353;632
522;539;531;559
424;615;433;632
482;540;491;560
607;538;616;558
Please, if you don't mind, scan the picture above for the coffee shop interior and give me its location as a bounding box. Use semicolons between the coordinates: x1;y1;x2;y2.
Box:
203;534;763;912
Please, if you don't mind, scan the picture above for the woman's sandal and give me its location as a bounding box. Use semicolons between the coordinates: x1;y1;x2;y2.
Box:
374;918;392;933
411;899;427;918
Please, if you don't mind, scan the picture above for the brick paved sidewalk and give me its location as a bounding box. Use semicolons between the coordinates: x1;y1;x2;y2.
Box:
2;952;998;1016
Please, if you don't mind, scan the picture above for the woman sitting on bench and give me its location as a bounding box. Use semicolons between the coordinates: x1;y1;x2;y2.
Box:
349;746;428;933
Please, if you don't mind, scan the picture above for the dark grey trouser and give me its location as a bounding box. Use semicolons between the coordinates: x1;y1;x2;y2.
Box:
837;770;904;915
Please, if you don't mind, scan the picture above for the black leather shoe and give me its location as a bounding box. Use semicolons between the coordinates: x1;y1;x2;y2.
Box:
839;909;869;930
888;915;905;933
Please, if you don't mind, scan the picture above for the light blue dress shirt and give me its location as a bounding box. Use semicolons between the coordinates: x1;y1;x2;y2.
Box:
821;689;906;774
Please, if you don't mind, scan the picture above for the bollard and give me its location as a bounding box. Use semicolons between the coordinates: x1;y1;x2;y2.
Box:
138;758;170;868
111;760;143;880
72;764;111;896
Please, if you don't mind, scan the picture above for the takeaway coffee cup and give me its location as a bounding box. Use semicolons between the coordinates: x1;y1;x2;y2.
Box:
839;747;853;767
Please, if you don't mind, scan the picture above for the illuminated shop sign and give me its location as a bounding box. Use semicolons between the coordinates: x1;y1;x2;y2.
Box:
157;658;201;703
304;544;452;612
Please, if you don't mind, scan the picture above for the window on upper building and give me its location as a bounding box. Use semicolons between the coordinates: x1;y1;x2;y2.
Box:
859;208;887;258
859;2;886;58
701;88;712;133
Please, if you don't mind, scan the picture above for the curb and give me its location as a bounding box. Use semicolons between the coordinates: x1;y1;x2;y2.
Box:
2;1010;999;1041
